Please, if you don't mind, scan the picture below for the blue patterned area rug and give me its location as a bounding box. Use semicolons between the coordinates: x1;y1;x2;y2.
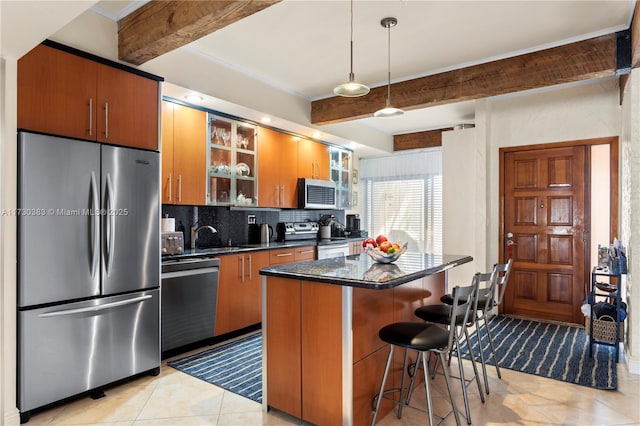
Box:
459;316;617;390
168;333;262;402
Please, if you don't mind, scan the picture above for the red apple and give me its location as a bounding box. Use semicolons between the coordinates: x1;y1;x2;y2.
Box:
362;238;377;248
378;241;393;253
375;235;388;245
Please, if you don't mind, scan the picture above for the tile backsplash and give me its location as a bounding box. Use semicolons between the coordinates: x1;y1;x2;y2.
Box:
162;205;345;248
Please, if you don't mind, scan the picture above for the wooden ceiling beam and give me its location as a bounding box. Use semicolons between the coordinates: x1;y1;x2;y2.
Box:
118;0;281;66
311;33;618;125
393;129;454;151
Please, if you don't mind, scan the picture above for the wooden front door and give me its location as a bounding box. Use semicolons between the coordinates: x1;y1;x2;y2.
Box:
502;145;587;324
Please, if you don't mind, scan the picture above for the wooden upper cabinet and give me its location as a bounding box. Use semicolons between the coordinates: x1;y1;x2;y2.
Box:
96;64;158;150
298;139;330;180
258;127;298;208
162;101;206;205
161;102;175;204
18;43;160;150
18;44;96;141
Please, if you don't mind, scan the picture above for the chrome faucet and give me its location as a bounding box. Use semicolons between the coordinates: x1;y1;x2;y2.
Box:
191;225;217;250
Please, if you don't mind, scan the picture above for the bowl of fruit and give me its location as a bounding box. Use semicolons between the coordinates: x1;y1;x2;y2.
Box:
362;235;407;264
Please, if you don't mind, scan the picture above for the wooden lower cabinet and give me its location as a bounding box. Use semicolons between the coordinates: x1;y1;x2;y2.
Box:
301;282;343;425
269;245;315;265
266;279;342;425
353;346;394;426
266;277;302;417
215;251;268;335
295;246;316;262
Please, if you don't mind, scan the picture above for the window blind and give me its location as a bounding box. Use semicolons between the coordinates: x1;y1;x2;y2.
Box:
361;149;442;254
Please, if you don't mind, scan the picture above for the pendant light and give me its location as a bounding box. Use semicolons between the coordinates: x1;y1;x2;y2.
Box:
374;17;404;118
333;0;370;97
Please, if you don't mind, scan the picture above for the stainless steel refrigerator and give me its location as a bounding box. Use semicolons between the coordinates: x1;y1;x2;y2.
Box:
17;131;160;417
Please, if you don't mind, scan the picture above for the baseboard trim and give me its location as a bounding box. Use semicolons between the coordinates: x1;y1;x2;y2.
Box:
624;347;640;375
4;408;20;426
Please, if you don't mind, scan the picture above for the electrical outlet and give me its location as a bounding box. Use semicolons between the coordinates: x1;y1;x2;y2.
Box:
248;215;256;225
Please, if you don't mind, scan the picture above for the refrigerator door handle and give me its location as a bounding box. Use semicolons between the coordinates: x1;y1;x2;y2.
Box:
90;171;99;279
37;295;152;318
104;173;115;275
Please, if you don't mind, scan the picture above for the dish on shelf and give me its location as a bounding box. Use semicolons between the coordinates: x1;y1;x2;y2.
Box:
212;164;231;174
365;242;407;264
235;162;250;176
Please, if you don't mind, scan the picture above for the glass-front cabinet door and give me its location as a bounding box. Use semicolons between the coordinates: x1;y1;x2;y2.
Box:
234;122;257;206
330;147;352;209
207;114;257;206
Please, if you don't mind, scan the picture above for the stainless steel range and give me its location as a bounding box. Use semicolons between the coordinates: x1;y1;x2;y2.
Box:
276;221;319;242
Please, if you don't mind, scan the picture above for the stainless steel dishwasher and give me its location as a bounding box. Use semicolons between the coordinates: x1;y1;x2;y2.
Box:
161;257;220;352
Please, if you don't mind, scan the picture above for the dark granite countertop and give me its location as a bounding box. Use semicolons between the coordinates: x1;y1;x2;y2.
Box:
161;237;366;262
259;252;473;289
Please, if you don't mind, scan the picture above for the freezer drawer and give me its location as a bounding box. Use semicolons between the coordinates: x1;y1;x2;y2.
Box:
18;289;160;413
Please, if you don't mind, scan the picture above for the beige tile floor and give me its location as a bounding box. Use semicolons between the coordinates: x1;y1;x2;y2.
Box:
27;339;640;426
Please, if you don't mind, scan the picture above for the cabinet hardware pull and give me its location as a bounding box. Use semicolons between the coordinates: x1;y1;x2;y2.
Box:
275;186;279;206
248;255;252;280
104;102;109;138
167;173;172;202
38;295;152;318
177;175;182;202
299;250;314;254
279;185;284;206
104;173;115;275
241;256;245;282
88;98;93;136
276;253;293;257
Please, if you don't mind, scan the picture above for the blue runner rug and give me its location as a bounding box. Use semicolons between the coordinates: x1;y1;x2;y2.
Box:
168;333;262;403
459;316;618;390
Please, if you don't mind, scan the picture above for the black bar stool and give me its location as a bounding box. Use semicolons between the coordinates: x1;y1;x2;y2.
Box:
440;259;513;386
370;281;478;426
412;273;484;424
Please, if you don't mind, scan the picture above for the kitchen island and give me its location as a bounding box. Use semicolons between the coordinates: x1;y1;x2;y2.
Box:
259;252;472;426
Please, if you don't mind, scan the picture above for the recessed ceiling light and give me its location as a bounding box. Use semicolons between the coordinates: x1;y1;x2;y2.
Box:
312;131;322;139
261;117;272;123
185;94;203;103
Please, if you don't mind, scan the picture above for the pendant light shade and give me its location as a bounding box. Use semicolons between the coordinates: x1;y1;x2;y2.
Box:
374;17;404;118
333;0;370;97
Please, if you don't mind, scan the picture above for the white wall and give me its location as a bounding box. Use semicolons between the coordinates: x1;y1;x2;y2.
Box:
620;69;640;374
0;58;20;426
442;127;486;286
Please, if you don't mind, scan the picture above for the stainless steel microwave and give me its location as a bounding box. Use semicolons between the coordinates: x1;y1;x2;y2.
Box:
298;178;337;209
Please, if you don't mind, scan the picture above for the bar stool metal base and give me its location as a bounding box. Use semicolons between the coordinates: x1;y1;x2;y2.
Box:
370;343;461;426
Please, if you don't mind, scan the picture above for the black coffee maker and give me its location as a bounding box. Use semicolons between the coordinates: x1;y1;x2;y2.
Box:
346;214;360;233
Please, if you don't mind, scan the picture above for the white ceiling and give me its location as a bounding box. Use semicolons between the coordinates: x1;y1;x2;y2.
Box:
2;0;635;154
